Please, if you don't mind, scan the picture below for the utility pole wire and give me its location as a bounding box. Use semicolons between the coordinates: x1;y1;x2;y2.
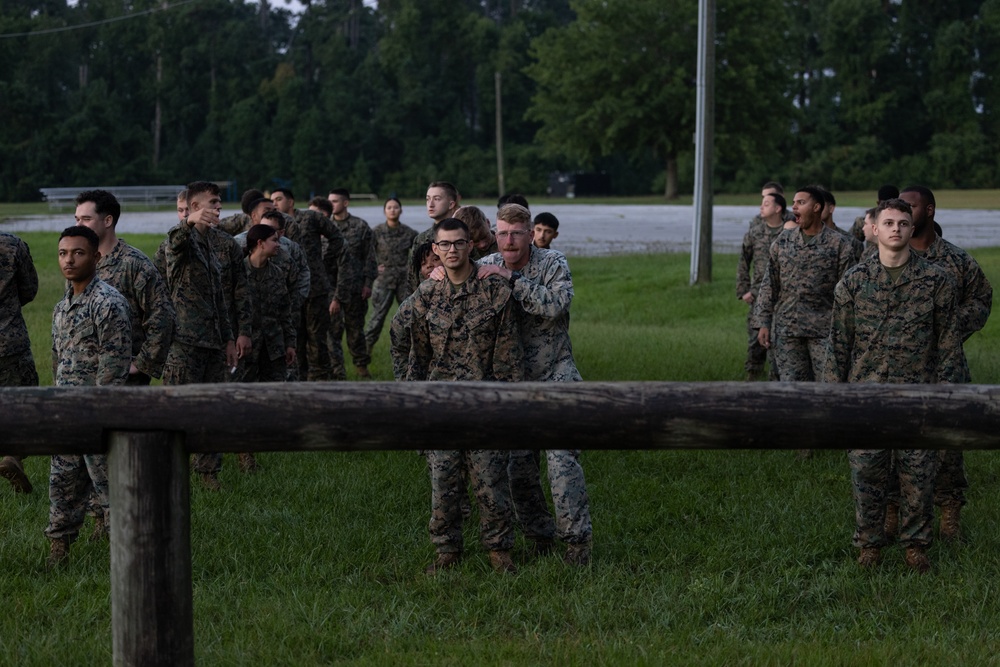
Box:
0;0;202;39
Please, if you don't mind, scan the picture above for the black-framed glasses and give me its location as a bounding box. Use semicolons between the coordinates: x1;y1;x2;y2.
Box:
433;240;469;250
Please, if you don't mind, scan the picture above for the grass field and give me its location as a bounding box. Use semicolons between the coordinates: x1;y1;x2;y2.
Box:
3;233;1000;664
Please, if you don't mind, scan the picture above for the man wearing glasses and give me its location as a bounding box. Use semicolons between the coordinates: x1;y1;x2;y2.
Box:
477;203;594;567
391;217;523;576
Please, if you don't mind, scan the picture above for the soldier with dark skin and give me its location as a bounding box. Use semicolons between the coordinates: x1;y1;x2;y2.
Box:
0;231;39;494
826;198;964;573
47;226;132;568
390;218;522;575
364;197;417;352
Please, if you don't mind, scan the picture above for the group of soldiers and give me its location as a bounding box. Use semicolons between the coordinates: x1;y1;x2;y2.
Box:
0;180;585;574
737;182;993;573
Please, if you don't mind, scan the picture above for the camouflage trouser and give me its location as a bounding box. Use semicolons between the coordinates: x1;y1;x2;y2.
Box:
744;311;768;376
772;334;828;382
848;448;938;549
364;281;410;351
46;454;108;541
509;449;592;545
329;297;371;375
0;351;39;387
162;342;226;474
297;293;333;381
237;347;287;384
885;450;967;507
426;449;514;553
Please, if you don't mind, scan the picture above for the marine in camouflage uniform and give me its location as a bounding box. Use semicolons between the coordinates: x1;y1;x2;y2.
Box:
736;214;785;380
479;204;593;565
48;228;132;563
364;218;417;351
239;250;296;383
0;232;39;493
826;201;963;570
326;211;376;377
285;208;346;381
390;219;522;573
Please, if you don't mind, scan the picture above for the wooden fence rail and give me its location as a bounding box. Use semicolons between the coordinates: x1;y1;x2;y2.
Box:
3;381;999;666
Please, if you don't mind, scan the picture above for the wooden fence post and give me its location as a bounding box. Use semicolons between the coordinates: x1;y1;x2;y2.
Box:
108;431;193;667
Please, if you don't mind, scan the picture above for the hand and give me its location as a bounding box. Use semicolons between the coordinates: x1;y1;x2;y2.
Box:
477;264;507;280
741;292;754;305
285;347;297;366
757;327;770;349
377;264;385;275
329;299;341;315
187;207;219;227
362;286;372;300
429;266;446;281
225;340;238;368
236;335;252;359
128;362;140;376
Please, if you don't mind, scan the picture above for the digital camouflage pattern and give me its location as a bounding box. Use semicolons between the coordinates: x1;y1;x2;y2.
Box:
0;232;38;360
218;212;251;237
826;252;963;549
327;214;376;372
96;239;175;378
206;226;253;341
736;218;784;376
365;221;418;349
233;232;311;315
239;256;295;382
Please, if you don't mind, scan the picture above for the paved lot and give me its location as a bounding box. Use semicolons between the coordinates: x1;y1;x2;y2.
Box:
3;204;996;256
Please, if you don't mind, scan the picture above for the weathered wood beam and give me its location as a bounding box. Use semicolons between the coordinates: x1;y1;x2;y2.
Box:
3;381;998;455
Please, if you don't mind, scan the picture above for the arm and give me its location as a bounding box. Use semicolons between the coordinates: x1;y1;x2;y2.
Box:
491;295;524;383
935;277;966;384
736;229;753;300
389;296;416;381
15;239;39;306
361;224;377;298
95;294;134;386
131;263;176;379
957;259;993;341
825;281;854;384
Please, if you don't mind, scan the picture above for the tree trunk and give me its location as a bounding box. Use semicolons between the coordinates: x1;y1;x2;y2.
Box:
664;154;678;199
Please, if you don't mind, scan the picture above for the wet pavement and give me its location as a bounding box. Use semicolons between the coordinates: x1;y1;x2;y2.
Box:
3;203;997;257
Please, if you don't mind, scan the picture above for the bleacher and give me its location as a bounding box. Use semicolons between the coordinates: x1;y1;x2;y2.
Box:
39;185;186;210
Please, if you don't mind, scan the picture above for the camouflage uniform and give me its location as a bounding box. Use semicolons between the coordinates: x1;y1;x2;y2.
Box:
752;227;856;382
407;226;436;295
96;239;175;382
391;272;522;555
326;214;376;375
850;216;867;244
47;277;131;542
364;221;418;351
238;256;296;383
829;224;865;265
885;234;993;509
155;223;234;475
736;218;784;378
826;252;963;550
286;210;346;381
0;233;39;479
218;212;251;237
480;247;593;549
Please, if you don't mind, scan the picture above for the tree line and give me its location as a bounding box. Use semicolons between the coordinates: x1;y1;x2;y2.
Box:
0;0;996;202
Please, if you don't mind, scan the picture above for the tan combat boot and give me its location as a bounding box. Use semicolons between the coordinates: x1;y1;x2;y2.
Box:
939;503;961;541
0;455;32;494
47;537;70;570
883;502;899;542
425;552;461;575
857;547;881;569
564;542;592;567
488;550;517;574
199;472;222;491
238;453;259;473
89;513;108;542
904;547;931;574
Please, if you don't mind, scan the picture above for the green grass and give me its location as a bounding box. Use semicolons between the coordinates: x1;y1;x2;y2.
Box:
4;233;1000;664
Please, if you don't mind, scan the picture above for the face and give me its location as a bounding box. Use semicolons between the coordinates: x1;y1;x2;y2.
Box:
309;204;330;219
271;192;294;215
470;222;494;251
261;217;284;237
899;191;933;236
822;202;835;223
761;187;778;199
384;199;402;222
759;195;781;221
257;234;281;258
426;187;456;222
863;214;877;244
874;208;914;251
420;249;442;279
251;200;275;225
496;218;533;266
176;198;189;222
328;194;349;217
433;228;472;271
58;235;99;283
74;201;112;240
533;224;558;249
189;190;222;217
791;191;821;230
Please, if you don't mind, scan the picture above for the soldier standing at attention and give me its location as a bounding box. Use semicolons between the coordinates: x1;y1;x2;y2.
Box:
156;181;240;491
826;198;963;573
0;231;39;494
736;192;787;381
364;197;417;353
407;181;461;291
47;226;132;568
326;188;376;379
390;218;522;575
239;224;296;384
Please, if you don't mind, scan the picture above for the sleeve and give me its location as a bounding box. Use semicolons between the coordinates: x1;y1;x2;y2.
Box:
95;294;133;386
292;244;311;307
132;262;176;378
389;296;416;381
15;240;39;306
322;220;350;303
825;280;854;383
512;254;573;319
736;229;752;298
229;239;254;339
491;294;524;383
406;293;433;382
935;276;966;383
957;258;992;341
362;225;377;289
752;245;780;330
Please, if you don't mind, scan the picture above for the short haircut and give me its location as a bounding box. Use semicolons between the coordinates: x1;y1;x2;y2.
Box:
427;181;459;202
176;189;188;202
795;185;826;215
75;189;121;227
498;193;529;209
246;223;277;254
761;181;784;194
328;187;351;200
533;212;560;230
187;181;220;204
309;196;333;216
877;184;900;202
496;203;531;227
412;241;435;275
874;198;913;220
820;188;836;207
900;185;936;208
272;187;294;201
248;197;273;214
241;189;266;214
60;225;99;251
261;209;286;230
454;206;490;234
383;196;402;210
434;218;470;239
765;193;787;217
865;206;877;219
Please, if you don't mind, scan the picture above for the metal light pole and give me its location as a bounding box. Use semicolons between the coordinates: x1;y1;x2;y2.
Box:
690;0;715;285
